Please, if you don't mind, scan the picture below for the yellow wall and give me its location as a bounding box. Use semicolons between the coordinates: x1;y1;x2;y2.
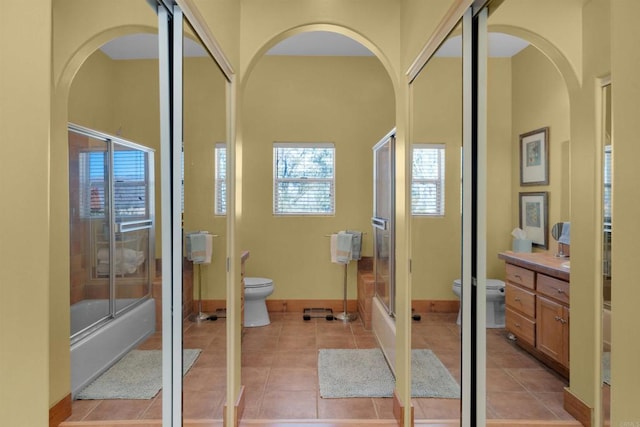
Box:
68;50;117;131
183;56;228;298
411;57;463;300
51;0;161;408
511;45;571;247
611;1;640;423
241;55;394;300
0;1;51;425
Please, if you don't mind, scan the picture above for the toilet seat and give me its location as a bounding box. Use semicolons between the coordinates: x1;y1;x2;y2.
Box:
453;278;504;291
244;277;273;289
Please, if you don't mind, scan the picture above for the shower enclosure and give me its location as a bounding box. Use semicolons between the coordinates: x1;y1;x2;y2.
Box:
371;129;396;370
68;123;155;396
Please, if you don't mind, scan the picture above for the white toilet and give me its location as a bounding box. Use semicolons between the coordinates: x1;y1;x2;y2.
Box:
452;278;505;328
244;277;274;327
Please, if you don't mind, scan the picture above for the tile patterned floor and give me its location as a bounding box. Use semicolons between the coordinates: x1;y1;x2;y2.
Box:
66;311;578;422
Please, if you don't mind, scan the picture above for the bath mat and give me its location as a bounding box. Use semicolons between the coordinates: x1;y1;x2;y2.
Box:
602;351;611;385
318;348;460;399
76;349;201;400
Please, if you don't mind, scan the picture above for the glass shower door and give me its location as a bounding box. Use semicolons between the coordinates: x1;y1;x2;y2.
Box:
111;141;154;314
372;131;395;316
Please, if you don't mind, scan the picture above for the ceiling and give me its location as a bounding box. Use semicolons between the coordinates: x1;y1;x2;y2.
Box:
100;31;529;60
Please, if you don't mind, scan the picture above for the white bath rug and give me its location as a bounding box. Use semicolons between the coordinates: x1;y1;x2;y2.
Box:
76;349;201;400
318;348;460;399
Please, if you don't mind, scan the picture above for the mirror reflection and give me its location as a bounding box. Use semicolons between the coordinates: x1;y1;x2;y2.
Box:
180;17;229;419
410;24;463;420
487;3;574;421
240;30;395;420
601;81;612;425
64;0;164;421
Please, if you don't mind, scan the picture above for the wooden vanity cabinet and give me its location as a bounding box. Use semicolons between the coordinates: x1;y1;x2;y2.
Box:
499;252;570;377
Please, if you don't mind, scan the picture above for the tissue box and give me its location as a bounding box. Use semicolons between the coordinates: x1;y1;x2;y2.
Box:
512;238;532;253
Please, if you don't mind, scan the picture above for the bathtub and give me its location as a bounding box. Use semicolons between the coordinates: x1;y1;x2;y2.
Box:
70;298;155;398
372;295;396;375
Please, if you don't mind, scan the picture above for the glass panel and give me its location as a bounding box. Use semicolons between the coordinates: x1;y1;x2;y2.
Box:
69;132;112;339
602;82;612;426
64;0;161;414
181;15;228;420
373;135;394;314
113;141;153;314
486;2;576;422
410;23;462;421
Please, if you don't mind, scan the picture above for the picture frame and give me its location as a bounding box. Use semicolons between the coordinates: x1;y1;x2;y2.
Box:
519;127;549;186
519;191;548;249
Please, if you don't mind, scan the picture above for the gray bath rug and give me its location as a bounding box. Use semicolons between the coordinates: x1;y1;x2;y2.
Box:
318;348;460;399
77;349;201;400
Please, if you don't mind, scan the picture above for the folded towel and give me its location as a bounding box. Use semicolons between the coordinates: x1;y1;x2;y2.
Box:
330;234;338;263
346;230;363;260
187;232;213;264
335;231;353;264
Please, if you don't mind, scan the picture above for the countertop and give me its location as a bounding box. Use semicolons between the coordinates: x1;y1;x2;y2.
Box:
498;251;570;282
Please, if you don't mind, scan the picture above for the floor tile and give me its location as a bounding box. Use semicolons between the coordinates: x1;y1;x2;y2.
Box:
317;397;378;419
258;390;318;419
66;311;579;424
487;391;557;419
505;367;568;392
266;367;317;391
414;397;461;419
81;399;151;420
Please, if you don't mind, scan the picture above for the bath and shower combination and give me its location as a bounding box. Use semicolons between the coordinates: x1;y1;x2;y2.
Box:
68;124;155;397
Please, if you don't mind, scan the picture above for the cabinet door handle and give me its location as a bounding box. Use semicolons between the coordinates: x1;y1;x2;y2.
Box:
514;274;522;280
557;288;565;294
560;318;567;324
554;316;561;321
514;297;521;302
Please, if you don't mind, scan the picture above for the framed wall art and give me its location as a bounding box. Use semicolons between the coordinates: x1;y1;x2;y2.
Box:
519;191;548;249
519;127;549;186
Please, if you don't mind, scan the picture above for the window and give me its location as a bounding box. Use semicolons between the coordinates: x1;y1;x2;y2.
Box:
80;149;148;218
411;143;445;216
215;143;227;215
604;145;612;224
273;142;335;215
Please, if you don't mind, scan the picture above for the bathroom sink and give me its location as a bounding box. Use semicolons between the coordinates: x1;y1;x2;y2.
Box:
561;261;570;269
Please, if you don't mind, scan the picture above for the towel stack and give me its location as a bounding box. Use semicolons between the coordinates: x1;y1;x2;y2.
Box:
186;232;213;264
330;230;363;264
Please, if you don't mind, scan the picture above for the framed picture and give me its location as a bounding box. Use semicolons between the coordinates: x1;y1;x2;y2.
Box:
519;191;548;249
519;127;549;186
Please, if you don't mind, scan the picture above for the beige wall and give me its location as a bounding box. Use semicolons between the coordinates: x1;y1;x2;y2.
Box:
411;57;463;300
183;56;228;298
241;56;394;300
511;45;571;246
0;1;51;426
610;0;640;423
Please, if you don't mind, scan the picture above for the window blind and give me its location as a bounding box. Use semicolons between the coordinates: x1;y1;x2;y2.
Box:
215;143;227;215
80;149;148;218
273;142;335;215
412;144;445;216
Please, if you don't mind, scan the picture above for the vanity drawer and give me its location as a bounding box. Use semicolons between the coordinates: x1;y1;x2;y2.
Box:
505;283;536;317
506;307;536;347
537;274;570;304
506;264;535;289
